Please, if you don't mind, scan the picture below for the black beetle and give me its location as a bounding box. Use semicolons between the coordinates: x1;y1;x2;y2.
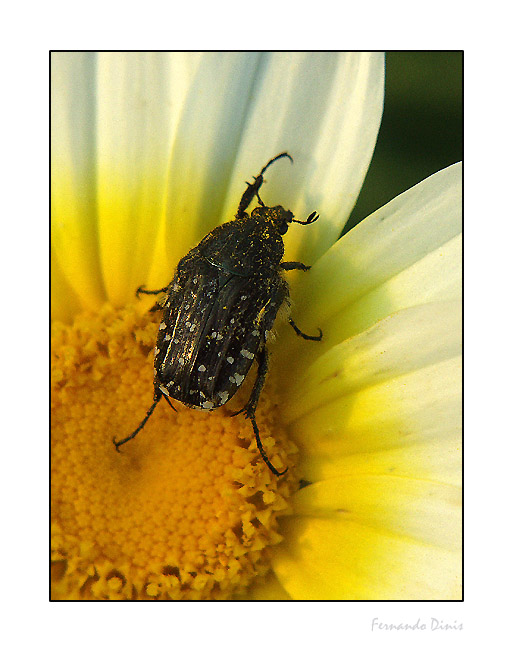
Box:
113;153;322;476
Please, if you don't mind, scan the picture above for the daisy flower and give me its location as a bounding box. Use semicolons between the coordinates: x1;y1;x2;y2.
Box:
51;52;461;600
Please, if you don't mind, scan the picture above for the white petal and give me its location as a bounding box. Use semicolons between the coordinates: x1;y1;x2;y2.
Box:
322;233;462;343
222;52;385;263
281;300;461;422
282;232;461;373
153;52;262;273
287;162;462;340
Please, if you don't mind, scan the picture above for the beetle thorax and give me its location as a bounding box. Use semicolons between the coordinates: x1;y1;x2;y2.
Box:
198;212;285;277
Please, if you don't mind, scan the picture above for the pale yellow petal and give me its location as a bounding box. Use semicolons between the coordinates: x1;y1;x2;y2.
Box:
292;476;461;550
247;572;292;600
289;357;461;484
95;52;203;305
51;52;107;312
51;247;83;323
281;301;461;421
272;475;461;599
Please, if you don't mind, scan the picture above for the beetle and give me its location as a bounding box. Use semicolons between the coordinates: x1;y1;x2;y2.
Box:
113;153;322;476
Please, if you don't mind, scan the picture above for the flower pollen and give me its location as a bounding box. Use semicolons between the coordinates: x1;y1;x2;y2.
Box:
51;304;297;600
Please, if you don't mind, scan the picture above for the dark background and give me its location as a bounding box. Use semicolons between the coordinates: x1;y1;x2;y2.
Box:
344;51;463;234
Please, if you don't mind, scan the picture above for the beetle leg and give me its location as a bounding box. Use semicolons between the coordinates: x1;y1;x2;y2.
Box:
255;187;266;207
136;284;171;312
232;347;286;477
113;393;162;450
231;346;269;419
136;284;170;297
280;261;311;271
161;391;178;412
232;276;289;418
288;317;322;341
249;410;287;477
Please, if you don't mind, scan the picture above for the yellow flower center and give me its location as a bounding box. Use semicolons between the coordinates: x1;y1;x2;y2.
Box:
51;304;298;600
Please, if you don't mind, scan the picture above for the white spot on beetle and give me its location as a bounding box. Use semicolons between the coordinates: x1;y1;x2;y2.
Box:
201;400;214;410
234;373;244;386
218;391;229;405
251;330;259;336
159;322;167;330
227;356;234;364
240;349;254;359
164;334;171;341
178;357;185;366
198;364;206;372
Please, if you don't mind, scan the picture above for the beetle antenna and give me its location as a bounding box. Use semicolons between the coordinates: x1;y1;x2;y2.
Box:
260;152;293;176
292;211;319;225
237;153;293;218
